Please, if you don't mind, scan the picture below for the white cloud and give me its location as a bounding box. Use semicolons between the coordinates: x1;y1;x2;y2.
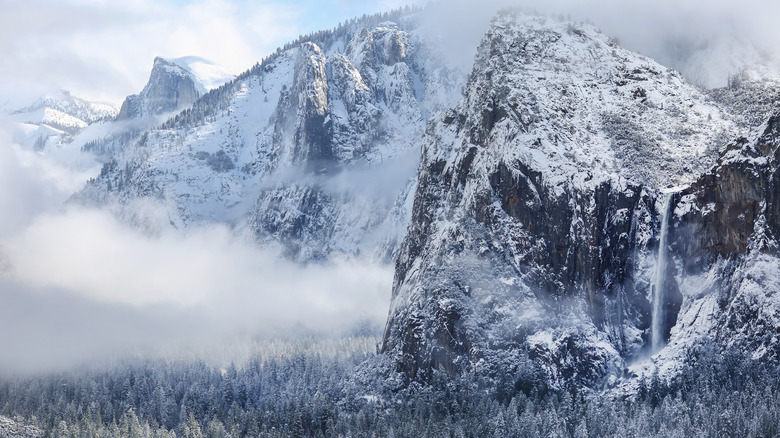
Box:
0;0;427;108
0;120;391;372
3;206;391;326
0;118;99;239
0;0;307;107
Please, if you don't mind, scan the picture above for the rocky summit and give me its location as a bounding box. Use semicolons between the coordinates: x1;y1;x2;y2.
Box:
79;10;463;262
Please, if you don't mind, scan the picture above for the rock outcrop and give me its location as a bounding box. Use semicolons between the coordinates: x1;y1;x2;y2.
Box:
116;57;203;120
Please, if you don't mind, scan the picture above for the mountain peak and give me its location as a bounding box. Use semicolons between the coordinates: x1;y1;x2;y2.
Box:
451;11;740;190
116;56;233;120
379;10;768;388
155;56;235;94
10;89;116;124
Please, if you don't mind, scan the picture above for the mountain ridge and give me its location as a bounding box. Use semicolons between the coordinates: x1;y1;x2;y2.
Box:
6;90;117;152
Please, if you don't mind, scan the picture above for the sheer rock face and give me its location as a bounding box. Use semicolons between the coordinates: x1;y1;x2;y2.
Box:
663;115;780;365
117;58;201;120
381;12;780;388
673;117;780;265
250;24;437;261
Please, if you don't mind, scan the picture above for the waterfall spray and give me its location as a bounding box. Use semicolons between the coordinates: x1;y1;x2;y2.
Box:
651;193;672;352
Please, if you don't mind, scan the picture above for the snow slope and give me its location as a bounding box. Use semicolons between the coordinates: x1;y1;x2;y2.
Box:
165;56;236;94
6;90;117;152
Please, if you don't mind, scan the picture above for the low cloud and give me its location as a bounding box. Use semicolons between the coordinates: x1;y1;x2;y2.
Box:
4;206;391;323
0;118;99;239
0;205;392;372
0;127;391;373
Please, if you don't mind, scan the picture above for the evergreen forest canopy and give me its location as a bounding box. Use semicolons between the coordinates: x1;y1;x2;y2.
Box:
1;335;779;438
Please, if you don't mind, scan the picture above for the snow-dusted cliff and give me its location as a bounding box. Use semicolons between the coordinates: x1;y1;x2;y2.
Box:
116;56;234;120
380;11;780;389
79;13;463;261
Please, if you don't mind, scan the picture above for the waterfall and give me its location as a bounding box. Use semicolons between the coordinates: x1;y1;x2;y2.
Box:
651;193;672;352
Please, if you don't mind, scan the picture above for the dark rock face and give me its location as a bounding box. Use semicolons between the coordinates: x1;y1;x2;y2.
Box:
245;22;460;261
664;114;780;361
251;185;334;261
672;116;780;271
383;139;661;383
117;58;200;120
383;105;780;387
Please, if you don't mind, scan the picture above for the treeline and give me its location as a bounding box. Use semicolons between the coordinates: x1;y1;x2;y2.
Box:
1;337;779;437
82;130;142;160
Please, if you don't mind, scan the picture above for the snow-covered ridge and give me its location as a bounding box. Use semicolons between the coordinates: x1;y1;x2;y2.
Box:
446;12;741;192
159;56;235;95
10;107;87;133
10;89;116;124
6;90;117;152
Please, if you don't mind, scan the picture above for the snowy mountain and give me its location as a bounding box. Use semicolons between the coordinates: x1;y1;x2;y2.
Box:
77;56;234;161
379;11;780;389
7;90;116;152
70;7;780;392
116;56;234;120
79;11;463;261
11;89;116;126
